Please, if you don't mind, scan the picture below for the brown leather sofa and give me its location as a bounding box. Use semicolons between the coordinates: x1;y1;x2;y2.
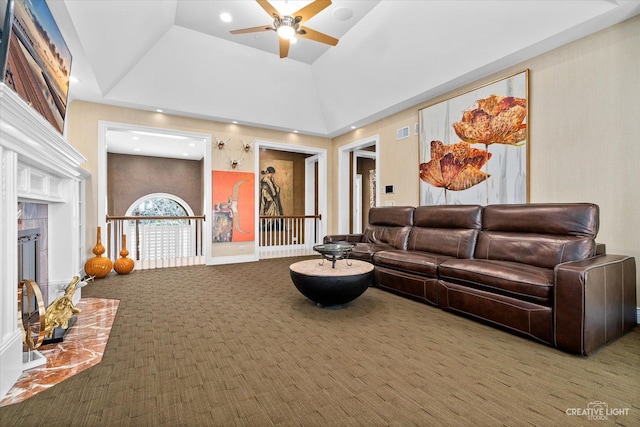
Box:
324;203;637;355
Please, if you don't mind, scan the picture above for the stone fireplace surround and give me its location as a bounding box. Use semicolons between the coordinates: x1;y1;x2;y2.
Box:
0;84;88;400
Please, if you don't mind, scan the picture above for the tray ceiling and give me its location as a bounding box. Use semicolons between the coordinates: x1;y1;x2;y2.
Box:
47;1;640;139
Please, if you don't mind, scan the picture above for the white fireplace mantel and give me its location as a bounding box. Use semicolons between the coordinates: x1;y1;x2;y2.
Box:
0;83;89;400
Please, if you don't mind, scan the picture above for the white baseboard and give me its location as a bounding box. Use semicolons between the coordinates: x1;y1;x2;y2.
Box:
208;254;258;265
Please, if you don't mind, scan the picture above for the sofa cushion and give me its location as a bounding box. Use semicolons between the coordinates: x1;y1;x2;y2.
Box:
439;259;554;305
407;205;483;258
358;206;414;251
476;204;598;269
349;243;393;262
362;225;412;250
373;249;455;277
368;206;415;227
482;203;599;236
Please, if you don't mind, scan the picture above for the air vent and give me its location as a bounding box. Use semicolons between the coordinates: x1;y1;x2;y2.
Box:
396;126;410;140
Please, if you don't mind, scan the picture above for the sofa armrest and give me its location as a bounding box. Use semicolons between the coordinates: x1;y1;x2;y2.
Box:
323;234;364;244
555;255;637;355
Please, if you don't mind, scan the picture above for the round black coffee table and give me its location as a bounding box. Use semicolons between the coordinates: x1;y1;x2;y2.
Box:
289;259;373;308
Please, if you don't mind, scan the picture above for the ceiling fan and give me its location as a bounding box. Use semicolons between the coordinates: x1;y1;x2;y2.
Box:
230;0;339;59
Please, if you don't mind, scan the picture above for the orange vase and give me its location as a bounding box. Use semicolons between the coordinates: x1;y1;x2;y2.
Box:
114;235;135;274
84;227;113;278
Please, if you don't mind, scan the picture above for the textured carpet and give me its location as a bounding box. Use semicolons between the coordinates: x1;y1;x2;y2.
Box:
1;257;639;426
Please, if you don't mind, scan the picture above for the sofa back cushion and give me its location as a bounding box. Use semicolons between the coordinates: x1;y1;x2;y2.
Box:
362;206;414;250
475;203;599;269
407;205;483;258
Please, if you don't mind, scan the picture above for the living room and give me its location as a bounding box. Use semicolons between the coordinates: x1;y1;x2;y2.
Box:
1;0;639;424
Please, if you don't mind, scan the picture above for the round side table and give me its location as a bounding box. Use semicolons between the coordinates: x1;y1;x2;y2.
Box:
289;259;373;308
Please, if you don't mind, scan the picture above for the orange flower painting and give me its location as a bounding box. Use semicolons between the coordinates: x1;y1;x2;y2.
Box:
419;141;492;191
453;95;527;145
418;70;528;205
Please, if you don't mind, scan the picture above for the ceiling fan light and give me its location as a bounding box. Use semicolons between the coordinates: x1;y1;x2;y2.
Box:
277;24;296;40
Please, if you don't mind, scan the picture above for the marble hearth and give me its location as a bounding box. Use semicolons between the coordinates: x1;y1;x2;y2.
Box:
1;83;89;400
0;298;119;407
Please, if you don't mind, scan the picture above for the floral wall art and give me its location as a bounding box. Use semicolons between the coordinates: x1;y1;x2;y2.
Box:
419;70;529;206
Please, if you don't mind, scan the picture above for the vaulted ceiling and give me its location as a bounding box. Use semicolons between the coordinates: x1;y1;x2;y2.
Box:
49;0;640;138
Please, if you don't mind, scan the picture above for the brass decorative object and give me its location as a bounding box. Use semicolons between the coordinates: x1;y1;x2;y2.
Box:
84;226;112;278
228;156;244;169
43;276;86;338
216;137;230;149
114;234;135;274
241;140;253;152
18;279;46;350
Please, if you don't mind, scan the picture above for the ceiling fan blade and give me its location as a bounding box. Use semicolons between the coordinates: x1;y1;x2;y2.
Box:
292;0;332;22
279;37;290;58
298;26;339;46
257;0;280;19
230;25;273;35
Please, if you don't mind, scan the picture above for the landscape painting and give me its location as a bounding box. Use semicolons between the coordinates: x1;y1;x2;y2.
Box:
5;0;72;134
419;70;529;206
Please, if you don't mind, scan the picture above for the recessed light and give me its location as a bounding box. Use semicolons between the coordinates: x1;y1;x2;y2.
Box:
133;148;141;152
332;7;353;21
219;12;232;23
351;126;357;129
156;109;163;113
183;153;189;156
69;76;80;83
232;120;238;124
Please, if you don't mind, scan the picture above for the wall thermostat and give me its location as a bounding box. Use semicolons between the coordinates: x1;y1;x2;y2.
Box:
385;185;394;194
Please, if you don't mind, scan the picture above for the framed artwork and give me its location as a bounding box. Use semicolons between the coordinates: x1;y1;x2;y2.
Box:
258;159;293;217
211;171;255;243
419;70;529;206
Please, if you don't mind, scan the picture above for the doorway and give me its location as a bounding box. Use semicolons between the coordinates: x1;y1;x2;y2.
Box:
338;136;380;234
97;121;211;265
255;140;328;258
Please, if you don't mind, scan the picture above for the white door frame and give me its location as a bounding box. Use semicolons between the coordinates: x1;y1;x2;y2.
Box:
97;121;211;258
338;135;380;234
352;149;377;233
353;174;363;233
255;140;328;251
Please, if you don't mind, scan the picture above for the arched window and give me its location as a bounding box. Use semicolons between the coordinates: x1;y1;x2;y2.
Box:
124;193;198;263
126;193;194;224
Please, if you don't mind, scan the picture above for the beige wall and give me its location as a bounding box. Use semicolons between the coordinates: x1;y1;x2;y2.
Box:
65;103;332;260
333;15;640;299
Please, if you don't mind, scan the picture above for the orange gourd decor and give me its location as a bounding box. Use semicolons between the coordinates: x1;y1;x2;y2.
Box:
114;234;135;274
84;227;113;278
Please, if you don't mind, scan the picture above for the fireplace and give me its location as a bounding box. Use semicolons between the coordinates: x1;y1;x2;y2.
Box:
0;84;88;399
18;204;48;304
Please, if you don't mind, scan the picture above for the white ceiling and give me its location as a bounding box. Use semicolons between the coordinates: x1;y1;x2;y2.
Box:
47;0;640;157
105;128;207;161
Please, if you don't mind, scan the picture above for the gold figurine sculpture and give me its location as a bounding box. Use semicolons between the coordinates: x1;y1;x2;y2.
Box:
43;276;91;339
